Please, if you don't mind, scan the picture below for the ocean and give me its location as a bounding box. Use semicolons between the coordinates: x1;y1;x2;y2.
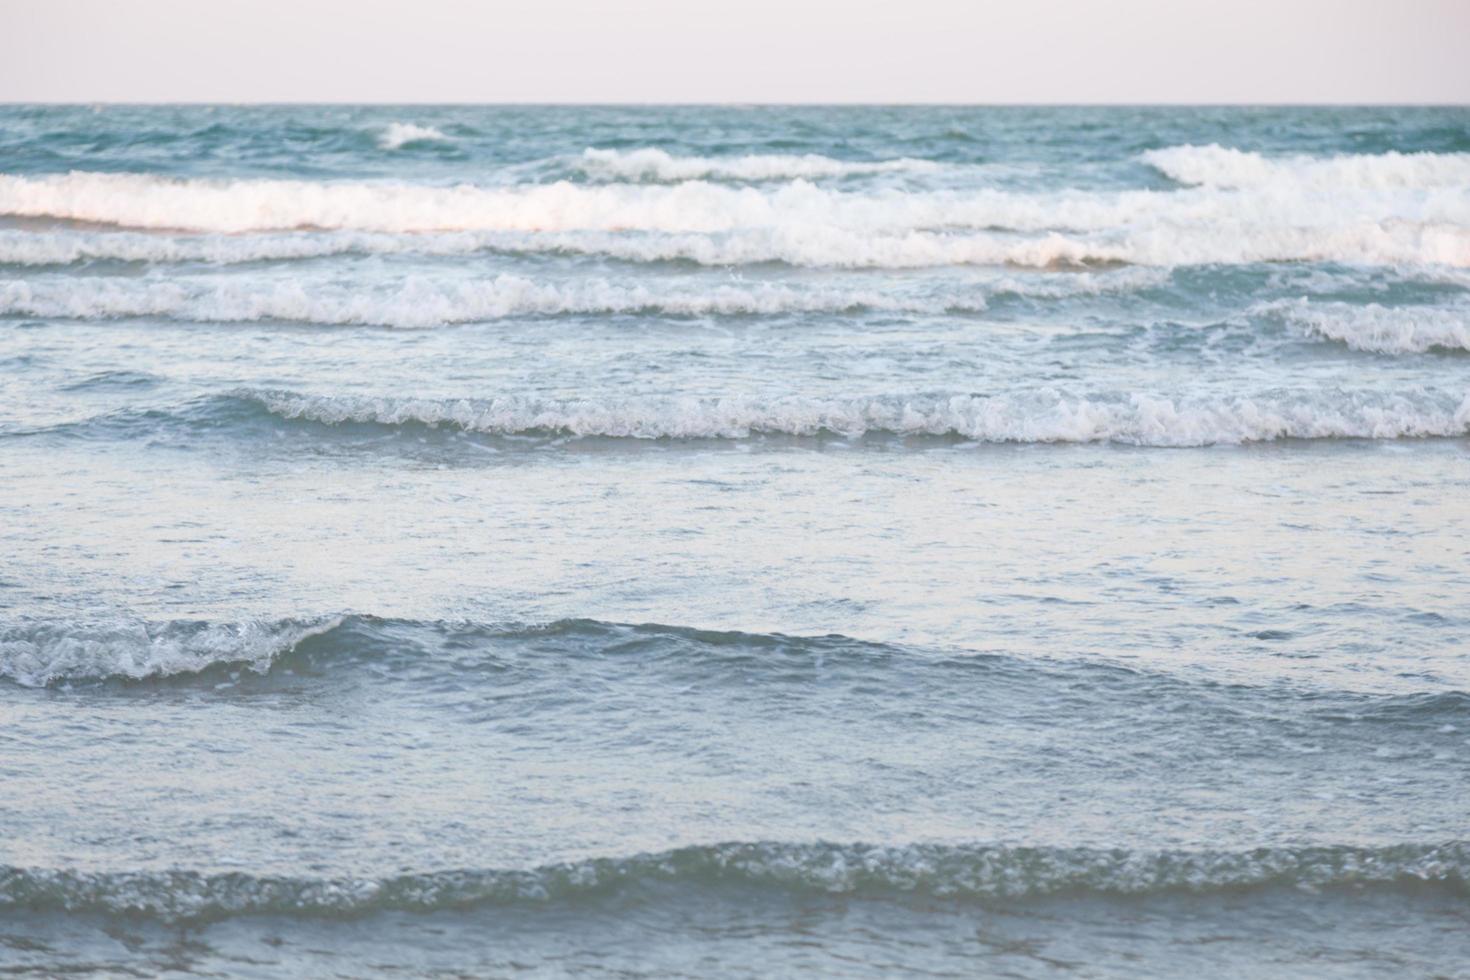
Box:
0;104;1467;977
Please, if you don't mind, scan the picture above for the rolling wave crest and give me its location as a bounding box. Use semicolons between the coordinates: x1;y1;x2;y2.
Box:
241;387;1470;445
2;842;1463;921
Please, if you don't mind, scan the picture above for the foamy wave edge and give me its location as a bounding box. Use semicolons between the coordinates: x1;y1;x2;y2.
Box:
0;274;993;327
3;172;1467;266
0;616;343;687
1143;144;1470;190
1261;298;1470;354
2;842;1463;921
243;389;1470;446
377;122;451;150
6;225;1467;270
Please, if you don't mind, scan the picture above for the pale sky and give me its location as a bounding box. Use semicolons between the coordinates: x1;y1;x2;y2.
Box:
2;0;1468;104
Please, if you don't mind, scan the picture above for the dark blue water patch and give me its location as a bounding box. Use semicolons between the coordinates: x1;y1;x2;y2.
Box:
1;841;1464;923
2;874;1467;979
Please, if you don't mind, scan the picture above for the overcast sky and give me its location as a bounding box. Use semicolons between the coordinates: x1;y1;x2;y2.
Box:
3;0;1467;104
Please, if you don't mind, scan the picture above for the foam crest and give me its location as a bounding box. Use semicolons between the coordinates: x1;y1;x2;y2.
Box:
1144;144;1470;191
0;229;407;266
0;275;986;327
0;616;340;687
575;147;940;182
246;388;1470;446
377;122;451;150
1265;299;1470;354
4;173;1466;254
2;842;1462;921
5;222;1467;271
509;224;1470;270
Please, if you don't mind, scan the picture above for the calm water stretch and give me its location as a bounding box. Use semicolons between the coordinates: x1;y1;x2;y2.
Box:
1;106;1468;977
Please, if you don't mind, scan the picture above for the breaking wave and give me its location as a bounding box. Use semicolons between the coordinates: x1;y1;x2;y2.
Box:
2;173;1466;271
0;615;342;687
1144;144;1470;191
41;387;1463;447
1;842;1463;921
376;122;451;150
0;275;992;326
244;388;1470;445
3;222;1468;270
1262;298;1470;354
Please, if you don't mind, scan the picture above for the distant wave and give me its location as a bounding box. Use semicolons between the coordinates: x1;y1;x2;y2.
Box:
1261;298;1470;354
1;842;1463;921
1143;144;1470;191
25;387;1468;447
376;122;451;150
0;275;994;327
574;147;942;182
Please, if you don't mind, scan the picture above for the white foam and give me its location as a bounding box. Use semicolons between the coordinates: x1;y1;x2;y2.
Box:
1143;144;1470;191
377;122;451;150
4;222;1467;271
0;616;339;687
2;170;1464;237
3;170;1467;268
1263;298;1470;354
0;226;1136;270
0;229;399;265
0;274;990;327
249;388;1470;446
496;224;1470;270
575;147;941;182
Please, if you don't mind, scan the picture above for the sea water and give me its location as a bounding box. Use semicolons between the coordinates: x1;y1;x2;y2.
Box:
0;105;1467;977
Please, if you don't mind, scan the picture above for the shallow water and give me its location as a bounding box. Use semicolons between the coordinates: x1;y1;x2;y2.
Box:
1;105;1468;977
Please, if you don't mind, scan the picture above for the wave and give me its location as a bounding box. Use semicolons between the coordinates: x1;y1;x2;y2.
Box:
2;173;1466;262
4;222;1469;271
1;842;1463;921
20;387;1468;447
1143;145;1470;191
0;616;342;687
475;224;1469;270
573;147;940;182
0;614;940;687
229;387;1470;446
1261;298;1470;354
0;275;993;327
376;122;451;150
8;612;1467;692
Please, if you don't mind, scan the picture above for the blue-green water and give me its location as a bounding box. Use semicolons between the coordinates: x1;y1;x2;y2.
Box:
1;105;1468;977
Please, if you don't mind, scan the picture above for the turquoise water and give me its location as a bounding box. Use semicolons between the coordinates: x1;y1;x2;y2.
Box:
1;105;1468;977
